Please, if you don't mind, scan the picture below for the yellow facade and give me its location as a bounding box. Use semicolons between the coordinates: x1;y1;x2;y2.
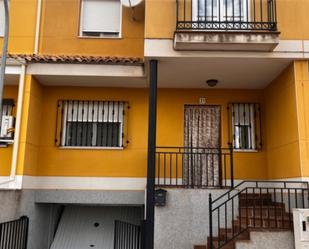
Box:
0;0;37;53
1;69;308;181
294;61;309;178
3;79;274;180
39;1;145;57
0;0;309;185
264;63;302;179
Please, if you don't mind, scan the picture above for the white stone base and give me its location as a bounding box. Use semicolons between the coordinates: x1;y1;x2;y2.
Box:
174;31;280;51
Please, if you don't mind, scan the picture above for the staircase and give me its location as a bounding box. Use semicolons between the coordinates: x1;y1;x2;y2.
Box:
195;181;309;249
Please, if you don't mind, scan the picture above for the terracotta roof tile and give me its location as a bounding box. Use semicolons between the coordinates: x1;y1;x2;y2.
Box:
8;54;144;66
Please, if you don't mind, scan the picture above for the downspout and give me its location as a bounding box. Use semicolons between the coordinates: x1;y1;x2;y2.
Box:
0;0;10;130
34;0;42;54
0;64;26;187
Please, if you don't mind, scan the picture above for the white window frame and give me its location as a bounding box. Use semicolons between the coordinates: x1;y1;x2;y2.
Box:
192;0;249;23
79;0;122;39
231;103;257;152
60;101;125;149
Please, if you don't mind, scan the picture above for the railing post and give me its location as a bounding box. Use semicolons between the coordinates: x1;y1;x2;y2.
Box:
209;194;213;249
229;143;234;188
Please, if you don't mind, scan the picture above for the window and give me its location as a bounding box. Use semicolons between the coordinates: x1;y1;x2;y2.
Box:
193;0;248;22
0;99;15;142
56;100;128;148
80;0;122;38
229;103;261;151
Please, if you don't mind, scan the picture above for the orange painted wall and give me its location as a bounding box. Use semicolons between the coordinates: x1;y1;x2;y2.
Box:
294;60;309;178
0;85;18;176
17;75;44;175
34;86;148;177
264;63;302;179
20;82;267;179
157;89;267;180
0;0;37;53
39;0;145;57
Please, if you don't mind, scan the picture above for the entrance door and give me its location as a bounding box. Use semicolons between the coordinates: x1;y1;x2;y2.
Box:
184;105;221;187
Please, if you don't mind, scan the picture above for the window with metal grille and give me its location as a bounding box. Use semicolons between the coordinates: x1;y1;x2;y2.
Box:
0;99;15;142
228;103;261;151
55;100;128;148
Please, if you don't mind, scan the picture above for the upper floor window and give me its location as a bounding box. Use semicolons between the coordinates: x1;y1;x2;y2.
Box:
0;99;15;143
55;100;129;149
80;0;122;38
193;0;248;22
229;103;261;151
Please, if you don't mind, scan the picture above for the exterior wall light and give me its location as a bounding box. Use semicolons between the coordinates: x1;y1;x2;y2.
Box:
206;79;218;87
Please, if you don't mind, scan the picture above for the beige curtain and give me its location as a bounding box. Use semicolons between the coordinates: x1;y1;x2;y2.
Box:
184;106;221;187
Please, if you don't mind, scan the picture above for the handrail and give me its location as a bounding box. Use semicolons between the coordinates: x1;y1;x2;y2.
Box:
155;146;234;188
212;180;309;204
209;180;309;249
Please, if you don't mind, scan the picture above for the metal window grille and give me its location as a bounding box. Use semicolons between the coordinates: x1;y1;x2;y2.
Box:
0;99;15;140
229;103;261;151
55;100;129;148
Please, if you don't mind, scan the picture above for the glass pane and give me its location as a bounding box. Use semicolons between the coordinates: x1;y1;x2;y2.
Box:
65;122;121;147
222;0;247;21
232;103;256;150
234;125;250;149
98;122;121;147
198;0;218;20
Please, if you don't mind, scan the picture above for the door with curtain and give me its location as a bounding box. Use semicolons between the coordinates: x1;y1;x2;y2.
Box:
184;105;221;187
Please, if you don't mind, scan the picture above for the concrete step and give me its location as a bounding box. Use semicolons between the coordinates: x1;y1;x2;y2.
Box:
239;193;272;200
239;205;286;217
233;217;293;229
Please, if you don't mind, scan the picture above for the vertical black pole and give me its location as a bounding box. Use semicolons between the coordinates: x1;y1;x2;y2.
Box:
209;194;213;249
229;143;234;188
145;60;158;249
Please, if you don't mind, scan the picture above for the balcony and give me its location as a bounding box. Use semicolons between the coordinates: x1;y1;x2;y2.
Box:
174;0;280;51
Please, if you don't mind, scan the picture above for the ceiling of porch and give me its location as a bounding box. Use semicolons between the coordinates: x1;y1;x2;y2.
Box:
155;57;292;89
29;57;293;89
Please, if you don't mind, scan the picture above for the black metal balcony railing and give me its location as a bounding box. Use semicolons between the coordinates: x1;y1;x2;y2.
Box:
156;146;234;188
176;0;277;31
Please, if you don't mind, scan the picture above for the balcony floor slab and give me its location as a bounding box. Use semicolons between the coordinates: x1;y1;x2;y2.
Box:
174;31;280;52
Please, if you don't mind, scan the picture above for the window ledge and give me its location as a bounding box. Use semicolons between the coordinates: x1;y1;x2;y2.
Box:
234;149;259;153
77;35;123;40
58;146;124;150
0;139;14;148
